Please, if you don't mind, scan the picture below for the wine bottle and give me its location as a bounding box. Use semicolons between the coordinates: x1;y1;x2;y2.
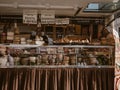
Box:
6;23;14;43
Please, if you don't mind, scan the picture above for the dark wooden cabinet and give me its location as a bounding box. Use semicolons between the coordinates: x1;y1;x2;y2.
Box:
42;24;103;41
43;25;66;40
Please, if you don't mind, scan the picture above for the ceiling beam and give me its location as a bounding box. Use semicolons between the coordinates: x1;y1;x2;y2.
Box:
74;7;82;16
0;3;75;10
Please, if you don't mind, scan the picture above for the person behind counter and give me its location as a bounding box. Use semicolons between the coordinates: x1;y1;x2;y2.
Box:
30;30;36;41
41;32;53;45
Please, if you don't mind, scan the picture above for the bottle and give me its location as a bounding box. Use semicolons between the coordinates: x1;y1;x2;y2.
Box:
1;23;8;43
13;22;20;44
6;23;14;43
14;22;20;35
1;31;6;43
36;22;41;37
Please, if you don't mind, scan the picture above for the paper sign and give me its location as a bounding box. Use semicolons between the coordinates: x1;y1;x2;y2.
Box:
41;10;55;19
41;18;55;24
23;10;37;24
55;18;69;25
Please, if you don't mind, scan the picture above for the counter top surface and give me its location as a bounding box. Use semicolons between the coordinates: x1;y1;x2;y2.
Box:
0;44;114;48
0;65;115;68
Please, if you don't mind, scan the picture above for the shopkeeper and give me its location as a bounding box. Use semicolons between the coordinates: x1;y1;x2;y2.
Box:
41;31;53;45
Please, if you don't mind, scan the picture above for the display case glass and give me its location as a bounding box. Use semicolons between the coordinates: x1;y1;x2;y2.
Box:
2;44;114;67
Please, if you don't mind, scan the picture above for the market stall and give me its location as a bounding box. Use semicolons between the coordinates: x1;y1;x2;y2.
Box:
0;0;119;90
0;19;115;90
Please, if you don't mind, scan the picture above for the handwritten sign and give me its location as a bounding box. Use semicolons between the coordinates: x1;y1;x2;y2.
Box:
41;10;55;19
55;18;69;25
41;18;55;24
23;10;37;24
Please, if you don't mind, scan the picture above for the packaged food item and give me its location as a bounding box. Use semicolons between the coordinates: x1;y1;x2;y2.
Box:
0;55;7;66
29;56;36;65
20;57;29;65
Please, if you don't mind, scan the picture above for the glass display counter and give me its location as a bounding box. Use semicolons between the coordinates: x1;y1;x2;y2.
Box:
0;44;114;67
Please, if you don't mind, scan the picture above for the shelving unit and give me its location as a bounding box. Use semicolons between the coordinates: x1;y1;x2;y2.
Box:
43;25;66;40
42;24;103;42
